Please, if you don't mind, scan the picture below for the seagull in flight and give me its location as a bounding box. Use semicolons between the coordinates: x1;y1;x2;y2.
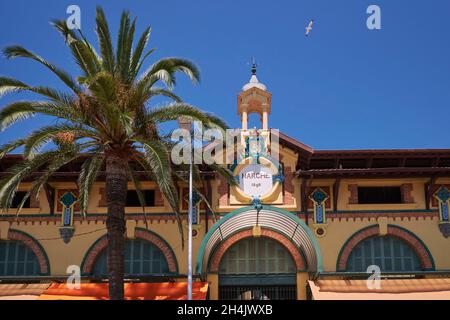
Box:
305;19;314;36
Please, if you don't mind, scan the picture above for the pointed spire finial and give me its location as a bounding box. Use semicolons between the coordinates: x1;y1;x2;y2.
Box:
242;57;266;91
251;57;257;75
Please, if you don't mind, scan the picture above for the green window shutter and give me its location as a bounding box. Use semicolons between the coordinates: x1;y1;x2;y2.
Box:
219;238;296;275
346;236;421;272
0;240;41;276
93;239;170;276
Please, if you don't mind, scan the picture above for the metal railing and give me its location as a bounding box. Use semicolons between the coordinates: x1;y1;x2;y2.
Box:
219;285;297;300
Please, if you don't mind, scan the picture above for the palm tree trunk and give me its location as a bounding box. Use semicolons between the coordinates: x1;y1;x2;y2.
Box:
105;154;128;300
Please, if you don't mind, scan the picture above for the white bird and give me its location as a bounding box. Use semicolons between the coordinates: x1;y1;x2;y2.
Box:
305;19;314;36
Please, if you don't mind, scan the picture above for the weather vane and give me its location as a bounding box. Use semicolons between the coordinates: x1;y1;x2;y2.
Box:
248;57;258;75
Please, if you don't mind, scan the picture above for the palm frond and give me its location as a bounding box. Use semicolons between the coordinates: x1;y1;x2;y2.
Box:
122;18;136;81
116;12;136;81
129;27;152;82
87;71;117;104
95;7;115;72
78;152;104;215
0;150;61;211
15;146;85;214
127;164;149;229
51;19;101;78
146;103;228;130
0;101;36;131
0;139;26;159
145;88;182;102
2;46;81;93
116;11;130;75
23;124;95;159
138;57;200;89
0;101;81;131
131;48;155;84
0;76;73;104
133;139;184;246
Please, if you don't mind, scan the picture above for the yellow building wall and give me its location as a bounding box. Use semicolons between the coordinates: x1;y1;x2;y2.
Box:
317;216;449;271
1;152;449;291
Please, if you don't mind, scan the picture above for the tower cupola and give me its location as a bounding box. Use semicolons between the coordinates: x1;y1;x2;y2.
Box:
238;63;272;131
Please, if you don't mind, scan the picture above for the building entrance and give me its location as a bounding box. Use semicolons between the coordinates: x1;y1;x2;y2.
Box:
218;237;296;300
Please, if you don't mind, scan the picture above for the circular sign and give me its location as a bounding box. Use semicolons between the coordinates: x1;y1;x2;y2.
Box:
238;164;273;198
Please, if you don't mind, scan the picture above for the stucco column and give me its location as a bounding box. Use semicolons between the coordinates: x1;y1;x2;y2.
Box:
262;111;268;130
296;272;309;300
242;110;248;130
208;273;219;300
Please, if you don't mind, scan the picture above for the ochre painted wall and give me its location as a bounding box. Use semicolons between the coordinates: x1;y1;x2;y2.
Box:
1;149;449;300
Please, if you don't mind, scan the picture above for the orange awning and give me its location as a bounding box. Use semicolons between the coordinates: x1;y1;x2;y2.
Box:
38;282;208;300
309;279;450;300
0;283;51;300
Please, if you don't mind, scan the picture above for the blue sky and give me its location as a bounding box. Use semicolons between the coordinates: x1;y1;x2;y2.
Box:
0;0;449;150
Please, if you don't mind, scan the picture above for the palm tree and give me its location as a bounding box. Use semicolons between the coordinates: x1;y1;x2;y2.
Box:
0;7;233;300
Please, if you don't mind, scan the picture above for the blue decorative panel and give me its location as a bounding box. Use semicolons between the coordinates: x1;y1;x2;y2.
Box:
185;191;201;225
60;192;76;207
311;189;327;204
192;207;198;225
310;188;328;224
436;187;450;202
442;203;449;221
316;204;324;224
62;208;72;227
192;191;202;206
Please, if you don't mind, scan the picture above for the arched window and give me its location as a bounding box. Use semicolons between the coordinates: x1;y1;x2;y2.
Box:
219;237;296;275
0;240;42;276
346;236;421;272
92;239;169;276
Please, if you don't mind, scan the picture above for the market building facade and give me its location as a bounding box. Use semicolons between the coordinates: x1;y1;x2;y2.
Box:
1;69;450;300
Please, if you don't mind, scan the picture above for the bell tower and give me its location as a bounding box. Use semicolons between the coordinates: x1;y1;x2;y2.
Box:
238;62;272;131
237;63;272;155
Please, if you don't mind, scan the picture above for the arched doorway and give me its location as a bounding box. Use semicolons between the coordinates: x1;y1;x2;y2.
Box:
197;206;322;274
197;206;322;300
218;237;297;300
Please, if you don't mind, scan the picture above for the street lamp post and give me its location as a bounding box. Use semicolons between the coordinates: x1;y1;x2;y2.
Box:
187;135;193;300
179;117;193;300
